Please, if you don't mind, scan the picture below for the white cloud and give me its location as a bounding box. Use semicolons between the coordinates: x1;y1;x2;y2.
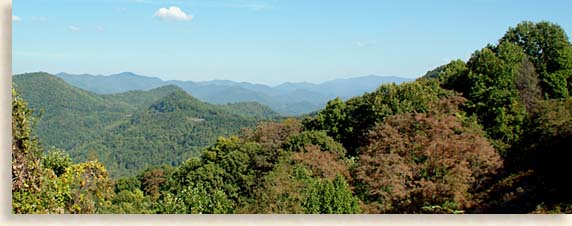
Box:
96;25;105;32
68;25;81;32
352;41;377;48
12;15;21;22
153;6;193;21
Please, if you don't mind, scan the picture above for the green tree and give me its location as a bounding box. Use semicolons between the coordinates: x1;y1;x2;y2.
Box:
465;42;528;148
105;189;152;214
500;21;572;98
283;130;346;157
303;175;361;214
42;148;73;176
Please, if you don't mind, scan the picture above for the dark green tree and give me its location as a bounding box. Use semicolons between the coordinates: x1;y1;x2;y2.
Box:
500;21;572;98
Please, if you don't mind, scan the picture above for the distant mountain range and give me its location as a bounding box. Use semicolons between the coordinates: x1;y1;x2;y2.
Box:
55;72;412;116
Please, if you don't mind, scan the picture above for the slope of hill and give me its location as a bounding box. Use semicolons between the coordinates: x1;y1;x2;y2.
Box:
13;72;278;177
75;89;263;177
102;85;184;108
12;72;133;151
55;72;412;115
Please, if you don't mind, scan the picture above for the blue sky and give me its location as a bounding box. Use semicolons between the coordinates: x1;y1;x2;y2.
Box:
12;0;572;85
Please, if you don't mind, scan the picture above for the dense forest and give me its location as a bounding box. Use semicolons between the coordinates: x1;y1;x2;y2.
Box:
13;74;280;177
12;21;572;214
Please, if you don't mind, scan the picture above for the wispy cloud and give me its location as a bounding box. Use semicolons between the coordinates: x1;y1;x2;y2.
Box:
114;7;128;14
96;25;105;32
154;6;193;21
131;0;155;3
15;51;66;57
12;15;21;22
208;1;272;11
68;25;81;32
352;41;377;48
31;16;48;22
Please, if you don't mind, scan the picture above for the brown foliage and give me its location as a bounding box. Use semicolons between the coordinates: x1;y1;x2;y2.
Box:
291;144;350;181
242;118;302;150
354;97;502;213
141;168;166;199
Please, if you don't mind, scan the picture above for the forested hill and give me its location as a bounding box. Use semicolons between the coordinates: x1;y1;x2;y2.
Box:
13;72;280;177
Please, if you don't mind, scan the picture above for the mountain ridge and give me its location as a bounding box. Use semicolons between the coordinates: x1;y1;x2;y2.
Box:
54;72;412;115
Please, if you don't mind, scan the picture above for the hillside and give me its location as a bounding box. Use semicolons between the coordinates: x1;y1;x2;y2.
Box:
13;72;278;177
12;72;133;151
55;73;412;115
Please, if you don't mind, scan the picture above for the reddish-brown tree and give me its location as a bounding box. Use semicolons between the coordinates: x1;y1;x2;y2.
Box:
355;96;502;213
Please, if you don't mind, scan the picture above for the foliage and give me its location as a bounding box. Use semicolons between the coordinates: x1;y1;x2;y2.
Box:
251;155;360;214
354;97;502;213
304;79;454;156
42;148;73;176
302;175;361;214
58;161;115;213
500;21;572;98
13;87;116;214
12;87;46;213
283;130;346;157
105;189;152;214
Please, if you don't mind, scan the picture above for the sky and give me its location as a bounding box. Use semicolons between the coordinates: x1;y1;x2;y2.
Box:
12;0;572;85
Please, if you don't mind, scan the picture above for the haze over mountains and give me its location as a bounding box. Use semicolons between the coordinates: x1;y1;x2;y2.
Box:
55;72;412;116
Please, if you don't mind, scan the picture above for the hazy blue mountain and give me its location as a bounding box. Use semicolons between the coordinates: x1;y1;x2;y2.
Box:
55;72;412;115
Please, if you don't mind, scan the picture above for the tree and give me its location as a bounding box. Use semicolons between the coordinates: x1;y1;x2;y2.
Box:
106;189;151;214
303;175;361;214
305;79;454;156
139;167;167;199
251;155;360;214
438;59;469;93
42;148;73;176
12;87;46;213
514;58;542;112
354;96;502;213
445;42;529;150
500;21;572;98
60;161;115;213
283;130;347;157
